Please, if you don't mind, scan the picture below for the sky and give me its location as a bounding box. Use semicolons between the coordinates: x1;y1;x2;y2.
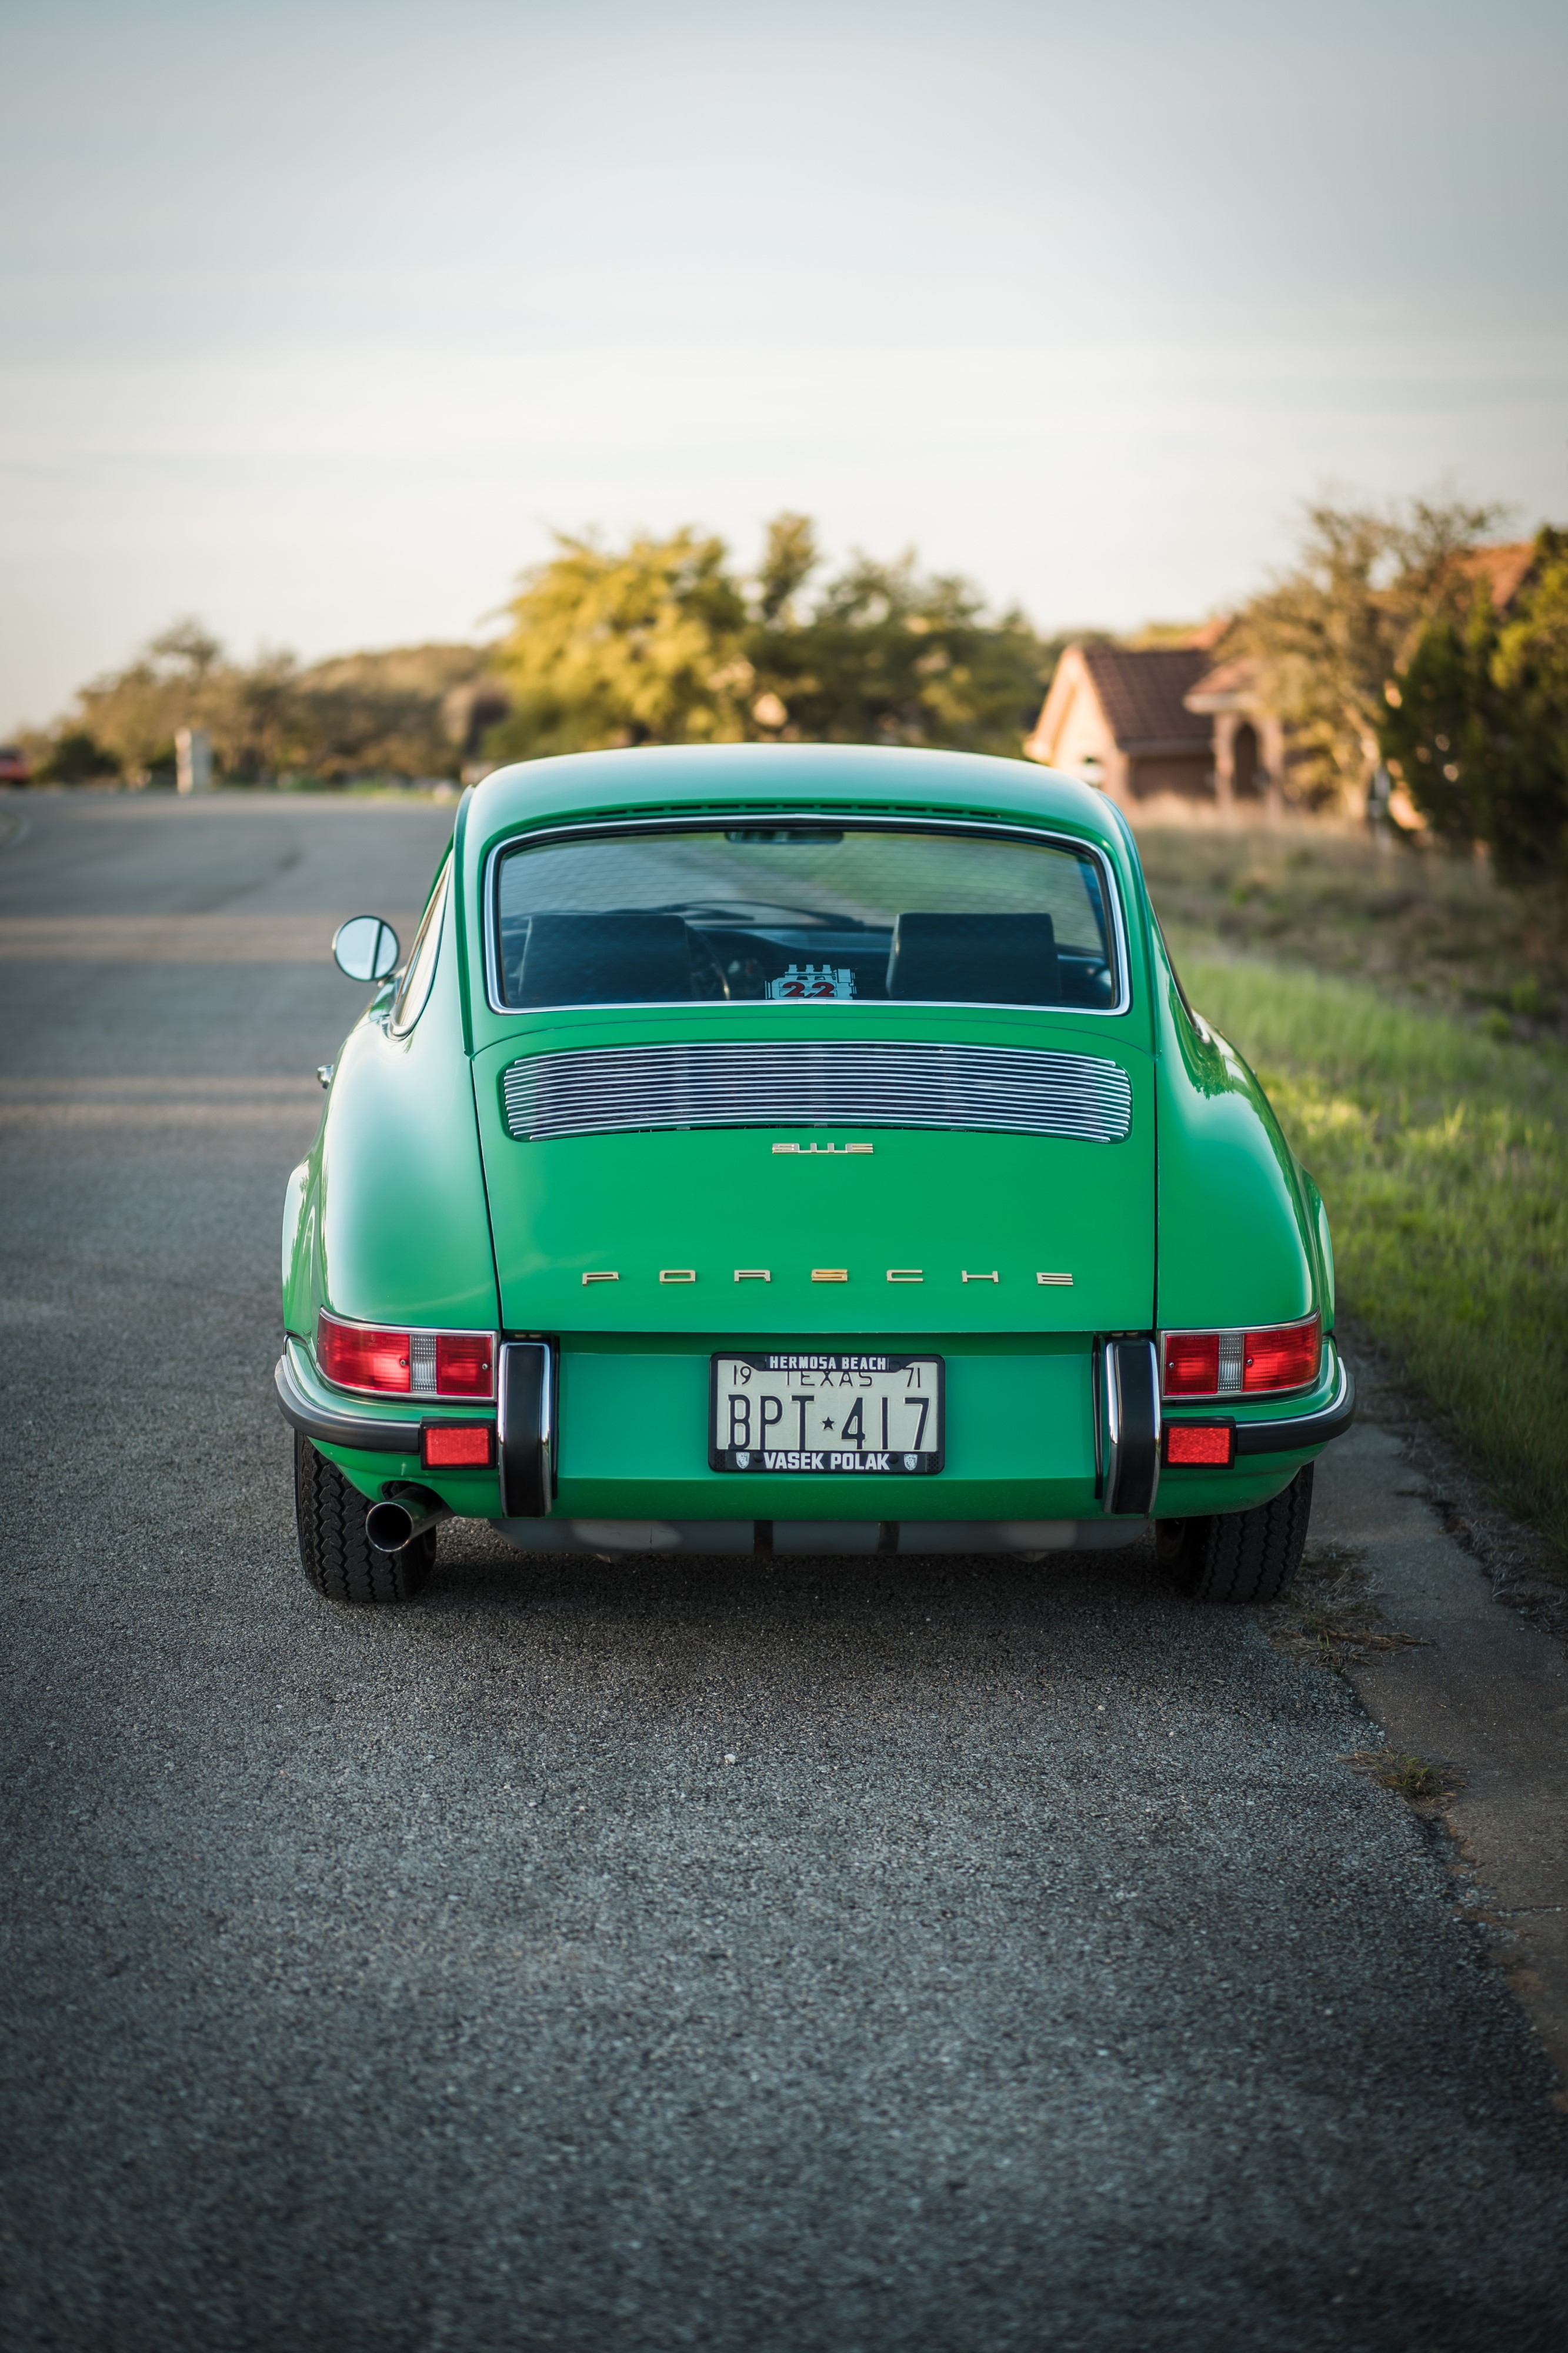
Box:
2;0;1566;728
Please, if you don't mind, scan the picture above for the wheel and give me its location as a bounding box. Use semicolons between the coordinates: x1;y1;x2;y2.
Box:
293;1432;436;1605
1156;1464;1313;1604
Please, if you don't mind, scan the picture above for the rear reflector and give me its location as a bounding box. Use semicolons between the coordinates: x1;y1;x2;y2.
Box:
422;1424;493;1469
1164;1422;1235;1467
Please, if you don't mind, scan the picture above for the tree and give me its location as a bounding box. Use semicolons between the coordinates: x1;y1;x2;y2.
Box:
1377;593;1499;848
485;516;1051;765
755;511;819;626
1384;526;1568;885
208;651;309;779
47;625;489;785
42;523;1056;788
1229;494;1503;811
486;528;753;762
35;728;119;783
751;548;1047;755
73;617;223;779
147;618;223;681
282;643;490;780
1490;529;1568;883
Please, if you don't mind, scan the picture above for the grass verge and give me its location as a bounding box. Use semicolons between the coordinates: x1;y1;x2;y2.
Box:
1167;945;1568;1550
1137;818;1566;1041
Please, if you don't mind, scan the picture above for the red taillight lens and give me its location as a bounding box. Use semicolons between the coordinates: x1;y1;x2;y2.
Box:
435;1333;494;1399
422;1425;493;1469
1163;1316;1322;1399
1165;1423;1235;1467
1163;1332;1220;1395
317;1311;410;1394
316;1313;496;1399
1243;1314;1321;1393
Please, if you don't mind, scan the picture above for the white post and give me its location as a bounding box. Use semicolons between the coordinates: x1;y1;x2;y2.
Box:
176;727;212;795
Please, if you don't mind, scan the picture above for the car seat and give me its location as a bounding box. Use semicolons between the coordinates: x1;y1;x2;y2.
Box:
512;912;696;1006
885;912;1061;1005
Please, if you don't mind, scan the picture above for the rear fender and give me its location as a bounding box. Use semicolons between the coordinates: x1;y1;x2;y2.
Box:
1151;935;1322;1334
283;872;499;1341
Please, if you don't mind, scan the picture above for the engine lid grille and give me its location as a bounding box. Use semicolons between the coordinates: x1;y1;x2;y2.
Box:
501;1041;1133;1145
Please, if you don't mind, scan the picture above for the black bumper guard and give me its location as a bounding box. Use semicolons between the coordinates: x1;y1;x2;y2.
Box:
1229;1357;1356;1455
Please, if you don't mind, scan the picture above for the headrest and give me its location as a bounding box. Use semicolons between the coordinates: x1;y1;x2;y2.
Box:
885;912;1060;1005
513;912;695;1006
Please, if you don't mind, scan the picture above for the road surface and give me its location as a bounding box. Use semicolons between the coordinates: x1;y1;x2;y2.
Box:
3;791;1566;2352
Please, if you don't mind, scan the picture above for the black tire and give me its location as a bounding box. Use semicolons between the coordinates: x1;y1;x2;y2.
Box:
1156;1463;1313;1604
293;1432;435;1605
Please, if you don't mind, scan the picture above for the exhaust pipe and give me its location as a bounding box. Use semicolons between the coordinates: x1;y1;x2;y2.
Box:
365;1487;452;1555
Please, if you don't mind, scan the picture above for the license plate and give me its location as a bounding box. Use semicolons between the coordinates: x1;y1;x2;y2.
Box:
709;1351;944;1474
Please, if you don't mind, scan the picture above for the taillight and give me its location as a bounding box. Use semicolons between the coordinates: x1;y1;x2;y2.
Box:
1244;1317;1321;1392
1163;1332;1220;1396
316;1311;496;1400
434;1334;493;1397
317;1312;409;1393
1160;1314;1320;1399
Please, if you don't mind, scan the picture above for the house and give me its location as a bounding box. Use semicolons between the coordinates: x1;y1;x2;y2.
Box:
1026;542;1543;819
1460;541;1539;611
1178;541;1544;815
1180;656;1285;813
1023;642;1217;806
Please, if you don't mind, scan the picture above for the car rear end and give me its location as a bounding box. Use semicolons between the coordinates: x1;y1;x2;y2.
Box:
451;750;1334;1555
282;745;1348;1591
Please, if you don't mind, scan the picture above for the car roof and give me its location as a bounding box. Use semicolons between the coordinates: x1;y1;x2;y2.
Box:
469;743;1124;851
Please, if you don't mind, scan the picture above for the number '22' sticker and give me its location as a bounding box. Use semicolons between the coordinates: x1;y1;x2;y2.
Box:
765;962;856;1000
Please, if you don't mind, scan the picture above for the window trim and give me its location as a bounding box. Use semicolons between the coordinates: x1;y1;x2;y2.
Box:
481;813;1132;1020
388;859;451;1037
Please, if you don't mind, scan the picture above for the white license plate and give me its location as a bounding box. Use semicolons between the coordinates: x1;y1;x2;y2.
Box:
709;1351;944;1474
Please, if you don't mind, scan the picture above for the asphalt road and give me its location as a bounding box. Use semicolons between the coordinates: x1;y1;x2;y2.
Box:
3;791;1566;2353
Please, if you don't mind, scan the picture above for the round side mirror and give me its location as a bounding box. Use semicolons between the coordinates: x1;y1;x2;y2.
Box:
332;915;401;983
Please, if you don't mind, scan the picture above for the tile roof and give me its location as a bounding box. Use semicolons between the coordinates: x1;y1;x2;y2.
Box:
1185;655;1257;706
1458;542;1536;611
1079;645;1215;749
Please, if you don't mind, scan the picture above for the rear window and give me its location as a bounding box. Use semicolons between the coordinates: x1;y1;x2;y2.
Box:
492;823;1120;1012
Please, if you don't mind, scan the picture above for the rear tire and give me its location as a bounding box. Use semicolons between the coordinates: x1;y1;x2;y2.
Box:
1156;1464;1313;1604
293;1432;435;1605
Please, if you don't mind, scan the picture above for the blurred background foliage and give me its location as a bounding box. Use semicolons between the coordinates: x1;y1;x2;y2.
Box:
483;514;1054;765
23;622;501;788
1379;525;1568;885
1225;495;1503;808
14;498;1568;891
19;512;1056;791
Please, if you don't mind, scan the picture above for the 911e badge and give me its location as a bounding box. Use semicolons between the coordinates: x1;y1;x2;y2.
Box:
709;1351;944;1473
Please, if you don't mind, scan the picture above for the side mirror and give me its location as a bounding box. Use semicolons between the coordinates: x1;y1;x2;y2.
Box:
332;915;401;983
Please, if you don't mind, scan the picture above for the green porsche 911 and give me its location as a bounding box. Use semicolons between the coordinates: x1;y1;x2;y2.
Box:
276;744;1352;1607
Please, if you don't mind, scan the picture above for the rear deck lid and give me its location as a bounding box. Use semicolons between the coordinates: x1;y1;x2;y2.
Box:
473;1010;1153;1334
